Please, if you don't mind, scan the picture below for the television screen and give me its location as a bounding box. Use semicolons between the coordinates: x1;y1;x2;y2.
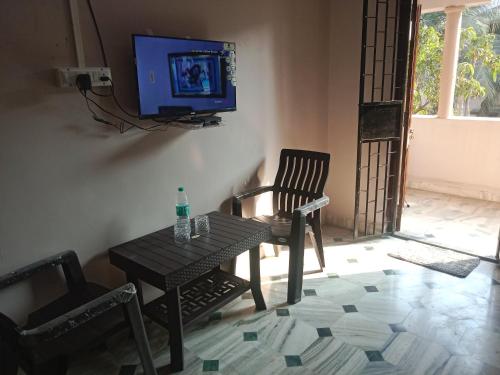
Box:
169;53;225;97
133;35;236;118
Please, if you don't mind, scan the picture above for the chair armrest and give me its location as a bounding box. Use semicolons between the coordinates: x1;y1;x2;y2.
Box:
233;186;273;201
289;196;330;246
232;186;273;216
18;283;137;347
0;250;85;292
294;195;330;217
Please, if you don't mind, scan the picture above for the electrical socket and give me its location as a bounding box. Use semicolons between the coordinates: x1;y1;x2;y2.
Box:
56;67;112;88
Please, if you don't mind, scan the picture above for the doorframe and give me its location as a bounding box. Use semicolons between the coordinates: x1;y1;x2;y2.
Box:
394;6;500;264
396;4;421;231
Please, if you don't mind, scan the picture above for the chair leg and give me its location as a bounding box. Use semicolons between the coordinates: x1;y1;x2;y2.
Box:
273;245;281;258
125;296;158;375
308;231;323;270
287;214;306;305
496;227;499;260
311;217;325;268
227;257;237;275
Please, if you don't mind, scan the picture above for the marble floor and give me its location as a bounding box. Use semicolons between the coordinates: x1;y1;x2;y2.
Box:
400;188;500;259
32;232;500;375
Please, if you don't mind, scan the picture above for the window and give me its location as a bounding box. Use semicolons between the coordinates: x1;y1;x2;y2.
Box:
454;3;500;117
413;12;445;115
413;3;500;118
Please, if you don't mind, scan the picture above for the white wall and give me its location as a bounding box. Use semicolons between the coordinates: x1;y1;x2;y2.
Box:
0;0;330;320
324;0;363;229
407;115;500;201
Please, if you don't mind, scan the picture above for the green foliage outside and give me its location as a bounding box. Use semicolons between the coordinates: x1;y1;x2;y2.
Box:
413;4;500;116
414;24;443;114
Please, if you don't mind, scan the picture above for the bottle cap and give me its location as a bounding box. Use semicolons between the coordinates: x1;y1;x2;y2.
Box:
178;186;184;192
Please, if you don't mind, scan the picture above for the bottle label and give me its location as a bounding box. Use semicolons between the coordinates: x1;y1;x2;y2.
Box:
176;204;190;217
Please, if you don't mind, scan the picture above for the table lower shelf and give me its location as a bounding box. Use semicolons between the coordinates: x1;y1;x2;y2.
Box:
143;269;250;329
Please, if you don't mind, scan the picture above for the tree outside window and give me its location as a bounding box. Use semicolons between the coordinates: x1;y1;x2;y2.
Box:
413;2;500;117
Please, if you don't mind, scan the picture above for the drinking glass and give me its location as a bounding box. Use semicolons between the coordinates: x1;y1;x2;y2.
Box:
194;215;210;235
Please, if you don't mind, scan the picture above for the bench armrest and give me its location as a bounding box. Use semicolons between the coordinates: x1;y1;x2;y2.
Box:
0;313;20;345
19;283;136;346
0;250;85;292
18;283;158;375
232;186;273;216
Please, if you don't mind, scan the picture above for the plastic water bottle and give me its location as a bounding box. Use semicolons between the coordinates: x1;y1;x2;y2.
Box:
174;186;191;243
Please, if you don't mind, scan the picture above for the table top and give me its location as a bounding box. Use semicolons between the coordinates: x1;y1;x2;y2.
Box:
109;211;271;290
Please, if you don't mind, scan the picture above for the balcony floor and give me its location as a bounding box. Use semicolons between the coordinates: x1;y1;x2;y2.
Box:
400;188;500;259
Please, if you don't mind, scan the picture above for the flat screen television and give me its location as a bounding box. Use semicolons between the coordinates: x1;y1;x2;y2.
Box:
132;35;237;118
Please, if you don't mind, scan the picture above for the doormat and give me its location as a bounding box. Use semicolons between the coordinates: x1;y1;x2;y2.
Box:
389;241;480;278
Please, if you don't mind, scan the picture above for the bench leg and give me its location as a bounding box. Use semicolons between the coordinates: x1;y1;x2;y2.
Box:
33;358;68;375
125;274;144;339
250;246;266;311
166;287;184;372
0;340;18;375
127;274;144;308
126;296;157;375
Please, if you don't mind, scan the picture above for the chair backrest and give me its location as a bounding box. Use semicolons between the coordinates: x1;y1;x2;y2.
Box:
272;149;330;216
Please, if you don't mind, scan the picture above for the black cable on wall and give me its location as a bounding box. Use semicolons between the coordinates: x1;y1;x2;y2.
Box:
80;1;185;132
86;0;108;66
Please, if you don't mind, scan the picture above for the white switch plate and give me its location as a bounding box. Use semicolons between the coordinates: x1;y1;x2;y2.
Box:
56;67;112;88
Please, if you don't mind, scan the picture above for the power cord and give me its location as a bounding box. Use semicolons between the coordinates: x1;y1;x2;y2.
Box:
78;3;190;133
82;90;122;132
83;91;171;133
77;75;173;133
86;0;146;122
89;77;139;117
103;77;140;119
86;0;108;67
89;88;111;97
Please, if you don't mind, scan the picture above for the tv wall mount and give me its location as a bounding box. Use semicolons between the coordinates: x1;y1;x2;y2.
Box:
156;114;223;130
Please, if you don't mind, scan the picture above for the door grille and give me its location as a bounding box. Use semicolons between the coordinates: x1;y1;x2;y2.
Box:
354;0;414;238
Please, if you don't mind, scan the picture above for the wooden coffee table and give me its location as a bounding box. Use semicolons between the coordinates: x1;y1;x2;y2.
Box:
108;211;272;372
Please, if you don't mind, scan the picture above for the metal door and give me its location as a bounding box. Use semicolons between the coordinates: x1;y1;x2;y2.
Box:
354;0;416;238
